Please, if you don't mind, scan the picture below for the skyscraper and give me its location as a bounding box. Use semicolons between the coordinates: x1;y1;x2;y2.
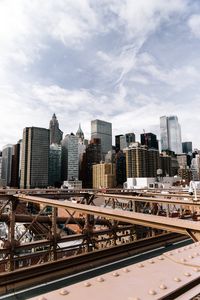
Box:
92;162;116;188
49;113;63;145
182;142;192;154
20;127;50;188
61;133;79;181
83;138;101;188
141;133;158;150
115;150;126;186
115;134;123;153
91;119;112;159
1;144;13;186
120;133;135;150
11;141;21;188
160;116;182;154
125;143;148;178
0;151;2;181
48;144;62;187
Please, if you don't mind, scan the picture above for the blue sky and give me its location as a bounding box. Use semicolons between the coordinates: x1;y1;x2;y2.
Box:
1;0;200;149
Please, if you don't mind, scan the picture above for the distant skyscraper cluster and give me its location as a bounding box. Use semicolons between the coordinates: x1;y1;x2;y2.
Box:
0;114;197;189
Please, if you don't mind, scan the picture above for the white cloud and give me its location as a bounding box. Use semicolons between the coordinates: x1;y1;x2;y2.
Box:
1;0;200;151
188;14;200;38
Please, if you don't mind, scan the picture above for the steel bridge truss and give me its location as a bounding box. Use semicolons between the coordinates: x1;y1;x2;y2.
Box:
0;193;149;273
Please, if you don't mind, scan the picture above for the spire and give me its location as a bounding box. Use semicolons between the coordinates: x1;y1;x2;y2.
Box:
76;123;84;141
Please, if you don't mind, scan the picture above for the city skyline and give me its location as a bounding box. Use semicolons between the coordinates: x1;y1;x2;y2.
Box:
1;1;200;149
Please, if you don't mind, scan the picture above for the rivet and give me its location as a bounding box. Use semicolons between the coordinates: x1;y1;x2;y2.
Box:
37;297;47;300
158;256;164;260
112;272;119;277
138;263;144;268
176;249;181;253
174;277;181;282
194;268;200;272
97;277;104;282
84;282;91;287
167;252;173;256
188;255;194;259
159;284;167;290
148;289;157;295
123;268;130;273
59;289;69;295
128;297;141;300
181;258;187;262
149;259;155;264
184;272;191;277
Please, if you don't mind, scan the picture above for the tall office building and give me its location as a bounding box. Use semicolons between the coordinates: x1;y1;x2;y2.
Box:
160;116;182;154
61;133;79;181
182;142;192;154
115;150;126;186
76;124;87;179
49;113;63;145
91;119;112;159
120;133;135;150
125;143;148;178
76;123;84;142
0;151;2;180
48;144;62;187
141;133;158;150
11;141;21;188
20;127;50;188
115;135;123;153
147;149;160;177
82;138;101;188
93;162;116;189
1;145;13;186
160;153;172;176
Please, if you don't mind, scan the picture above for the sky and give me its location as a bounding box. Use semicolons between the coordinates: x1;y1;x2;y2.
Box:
1;0;200;150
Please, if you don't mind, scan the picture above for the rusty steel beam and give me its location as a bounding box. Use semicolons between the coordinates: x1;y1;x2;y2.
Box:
0;213;123;226
15;194;200;241
96;193;200;206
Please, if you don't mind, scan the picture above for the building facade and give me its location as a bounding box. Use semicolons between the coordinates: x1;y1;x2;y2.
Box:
61;133;79;181
115;150;126;186
160;116;182;154
120;133;135;150
20;127;50;188
48;144;62;187
0;151;2;181
1;144;13;186
125;143;148;178
49;113;63;145
182;142;192;154
93;162;116;188
141;133;158;150
115;134;123;153
11;142;21;188
91;119;112;159
147;148;160;177
82;138;102;188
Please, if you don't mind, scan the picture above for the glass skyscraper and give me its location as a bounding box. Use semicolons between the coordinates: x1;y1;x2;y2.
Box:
160;116;182;154
61;133;79;181
91;119;112;160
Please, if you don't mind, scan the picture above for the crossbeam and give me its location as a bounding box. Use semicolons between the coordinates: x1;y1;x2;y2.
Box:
97;193;200;206
15;194;200;241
